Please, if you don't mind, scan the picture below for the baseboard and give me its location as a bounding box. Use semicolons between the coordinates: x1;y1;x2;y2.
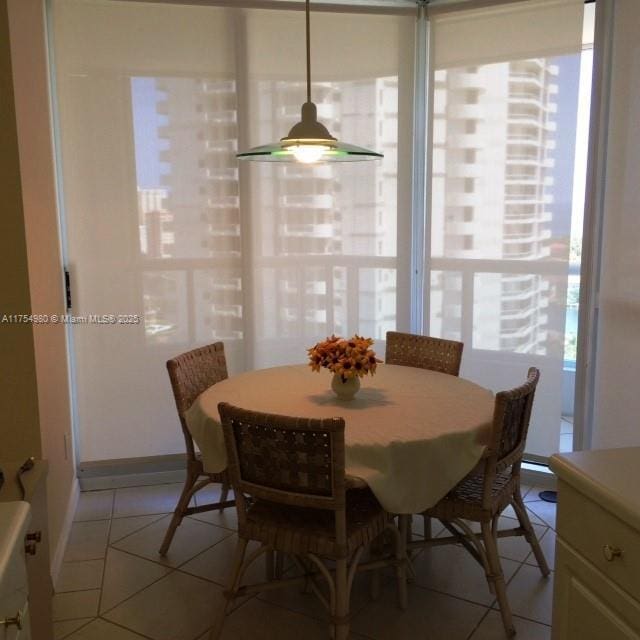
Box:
77;454;187;490
50;477;80;588
79;469;186;491
74;454;556;494
521;461;557;490
77;453;187;477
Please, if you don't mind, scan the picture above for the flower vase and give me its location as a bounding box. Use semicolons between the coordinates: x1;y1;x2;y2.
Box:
331;373;360;401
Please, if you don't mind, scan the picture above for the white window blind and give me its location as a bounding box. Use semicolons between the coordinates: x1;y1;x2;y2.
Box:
431;0;584;69
50;0;414;461
426;0;585;458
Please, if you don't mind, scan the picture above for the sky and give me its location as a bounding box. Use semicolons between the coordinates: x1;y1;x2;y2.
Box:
131;77;167;190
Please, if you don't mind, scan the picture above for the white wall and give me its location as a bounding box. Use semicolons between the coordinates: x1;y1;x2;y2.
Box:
591;0;640;449
0;0;42;460
7;0;78;580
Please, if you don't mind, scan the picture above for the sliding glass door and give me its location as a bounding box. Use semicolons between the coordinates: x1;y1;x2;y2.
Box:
425;0;593;458
50;0;414;462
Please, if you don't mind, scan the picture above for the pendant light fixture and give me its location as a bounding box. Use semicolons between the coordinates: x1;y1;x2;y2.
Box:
236;0;382;164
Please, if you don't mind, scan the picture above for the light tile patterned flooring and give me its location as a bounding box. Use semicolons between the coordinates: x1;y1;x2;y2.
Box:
53;482;558;640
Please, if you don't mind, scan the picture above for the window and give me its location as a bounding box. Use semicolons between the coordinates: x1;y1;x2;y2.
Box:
426;0;588;459
466;89;480;104
49;0;589;465
51;0;414;460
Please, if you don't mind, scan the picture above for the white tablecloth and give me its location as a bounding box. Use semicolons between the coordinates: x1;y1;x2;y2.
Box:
185;364;494;514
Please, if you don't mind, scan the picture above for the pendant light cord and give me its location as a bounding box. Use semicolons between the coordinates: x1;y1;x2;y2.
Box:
306;0;311;103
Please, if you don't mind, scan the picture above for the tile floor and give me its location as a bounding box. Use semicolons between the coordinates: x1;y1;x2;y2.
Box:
53;482;558;640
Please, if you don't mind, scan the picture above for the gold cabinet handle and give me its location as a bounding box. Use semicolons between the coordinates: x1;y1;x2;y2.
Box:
603;544;623;562
0;610;23;630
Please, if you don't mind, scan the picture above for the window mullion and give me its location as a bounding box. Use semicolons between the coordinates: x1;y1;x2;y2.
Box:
410;6;430;334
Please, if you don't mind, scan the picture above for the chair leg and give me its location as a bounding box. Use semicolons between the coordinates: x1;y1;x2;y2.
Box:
266;549;275;581
219;480;230;514
422;514;432;540
300;556;314;594
159;470;198;556
396;516;409;610
369;535;384;601
480;521;515;638
275;551;285;579
209;537;249;640
512;491;550;577
334;558;349;640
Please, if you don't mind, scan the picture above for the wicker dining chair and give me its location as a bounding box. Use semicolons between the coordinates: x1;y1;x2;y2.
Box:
409;367;549;637
210;403;408;640
385;330;464;376
385;330;464;540
159;342;234;556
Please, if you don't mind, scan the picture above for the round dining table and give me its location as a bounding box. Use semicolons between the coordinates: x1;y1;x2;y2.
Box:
185;363;495;515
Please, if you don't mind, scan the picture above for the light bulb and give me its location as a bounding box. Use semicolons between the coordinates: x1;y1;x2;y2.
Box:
290;144;329;164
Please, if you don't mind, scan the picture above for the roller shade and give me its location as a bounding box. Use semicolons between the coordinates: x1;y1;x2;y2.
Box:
426;0;589;458
51;0;414;462
52;0;236;75
245;8;411;80
431;0;583;70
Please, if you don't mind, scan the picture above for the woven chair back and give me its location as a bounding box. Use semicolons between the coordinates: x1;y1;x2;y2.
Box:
490;367;540;468
218;403;346;514
166;342;228;459
385;331;463;376
476;367;540;510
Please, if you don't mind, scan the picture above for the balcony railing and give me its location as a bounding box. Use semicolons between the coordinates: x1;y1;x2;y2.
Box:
430;256;567;352
139;250;569;366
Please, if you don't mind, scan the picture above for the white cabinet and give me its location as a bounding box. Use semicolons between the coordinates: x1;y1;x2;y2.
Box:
0;462;52;640
554;539;640;639
0;502;32;640
551;448;640;640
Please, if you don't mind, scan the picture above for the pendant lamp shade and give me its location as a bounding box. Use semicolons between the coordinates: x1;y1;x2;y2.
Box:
236;1;382;163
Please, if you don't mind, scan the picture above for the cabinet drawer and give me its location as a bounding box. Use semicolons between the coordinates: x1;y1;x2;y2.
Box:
557;480;640;600
553;539;640;639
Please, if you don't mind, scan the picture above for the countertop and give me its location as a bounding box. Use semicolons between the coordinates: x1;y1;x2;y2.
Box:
550;447;640;532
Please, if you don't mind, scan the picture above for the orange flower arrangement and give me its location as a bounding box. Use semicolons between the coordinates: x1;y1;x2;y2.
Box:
307;334;381;382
